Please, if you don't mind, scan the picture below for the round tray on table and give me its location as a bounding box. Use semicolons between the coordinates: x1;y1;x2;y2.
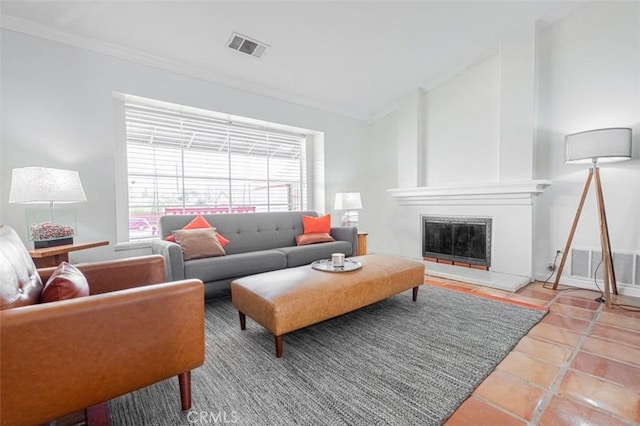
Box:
311;259;362;272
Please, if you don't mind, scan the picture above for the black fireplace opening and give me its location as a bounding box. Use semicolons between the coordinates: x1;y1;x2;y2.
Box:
422;216;492;267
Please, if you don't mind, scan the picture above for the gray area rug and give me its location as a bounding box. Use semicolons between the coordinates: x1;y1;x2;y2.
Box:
110;286;546;425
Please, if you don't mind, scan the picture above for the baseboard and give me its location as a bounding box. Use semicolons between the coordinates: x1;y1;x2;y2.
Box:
533;273;640;298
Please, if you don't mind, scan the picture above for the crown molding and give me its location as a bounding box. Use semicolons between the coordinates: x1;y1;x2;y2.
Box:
0;15;369;122
367;101;399;124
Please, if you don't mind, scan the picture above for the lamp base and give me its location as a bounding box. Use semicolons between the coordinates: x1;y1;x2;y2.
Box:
341;211;359;227
34;237;74;249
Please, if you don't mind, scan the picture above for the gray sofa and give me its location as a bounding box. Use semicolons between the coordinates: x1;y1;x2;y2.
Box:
151;211;357;299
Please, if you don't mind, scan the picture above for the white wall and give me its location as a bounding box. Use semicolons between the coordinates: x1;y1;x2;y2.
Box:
534;2;640;281
360;110;400;255
424;53;500;186
396;90;424;188
499;27;536;181
3;2;638;285
0;30;369;262
368;2;640;289
376;38;540;278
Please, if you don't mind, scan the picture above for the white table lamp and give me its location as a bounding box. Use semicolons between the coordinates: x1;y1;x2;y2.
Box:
9;167;87;248
334;192;362;227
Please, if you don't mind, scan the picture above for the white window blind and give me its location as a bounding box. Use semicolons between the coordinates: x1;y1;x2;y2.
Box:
124;102;307;240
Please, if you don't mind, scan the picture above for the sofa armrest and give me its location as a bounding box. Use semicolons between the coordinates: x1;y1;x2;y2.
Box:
330;227;358;256
151;239;186;281
0;279;205;425
38;255;167;295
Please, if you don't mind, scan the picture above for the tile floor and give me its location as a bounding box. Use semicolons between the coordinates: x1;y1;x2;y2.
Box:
428;277;640;426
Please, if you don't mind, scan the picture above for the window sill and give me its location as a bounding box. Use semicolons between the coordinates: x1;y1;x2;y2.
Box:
114;240;153;251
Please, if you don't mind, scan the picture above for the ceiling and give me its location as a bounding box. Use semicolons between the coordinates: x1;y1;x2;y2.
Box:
0;1;585;121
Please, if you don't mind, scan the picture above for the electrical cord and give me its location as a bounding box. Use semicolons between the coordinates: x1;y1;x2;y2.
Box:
541;251;560;288
540;251;640;311
590;258;640;311
591;258;605;302
613;304;640;312
542;251;578;291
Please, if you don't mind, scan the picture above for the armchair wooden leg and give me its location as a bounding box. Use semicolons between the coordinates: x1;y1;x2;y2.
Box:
178;371;192;410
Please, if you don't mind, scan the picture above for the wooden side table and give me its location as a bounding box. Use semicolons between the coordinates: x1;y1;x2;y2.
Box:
28;241;109;268
356;231;368;256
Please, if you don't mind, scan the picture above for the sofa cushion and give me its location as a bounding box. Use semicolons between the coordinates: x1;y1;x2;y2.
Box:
184;250;287;283
41;262;89;303
302;214;331;234
165;215;230;246
173;228;226;260
0;225;44;310
276;241;353;268
295;233;335;246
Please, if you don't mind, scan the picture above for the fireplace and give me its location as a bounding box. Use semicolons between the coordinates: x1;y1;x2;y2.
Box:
422;216;492;268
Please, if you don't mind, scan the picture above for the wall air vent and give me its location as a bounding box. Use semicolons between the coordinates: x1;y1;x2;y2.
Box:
227;32;269;59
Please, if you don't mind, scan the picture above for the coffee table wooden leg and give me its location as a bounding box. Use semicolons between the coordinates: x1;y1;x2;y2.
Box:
178;371;192;410
412;286;419;301
239;311;246;330
275;335;283;358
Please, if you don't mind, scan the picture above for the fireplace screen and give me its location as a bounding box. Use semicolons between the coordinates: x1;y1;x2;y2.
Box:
422;216;492;267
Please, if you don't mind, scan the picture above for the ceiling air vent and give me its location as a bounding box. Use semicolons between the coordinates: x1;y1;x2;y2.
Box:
227;32;269;59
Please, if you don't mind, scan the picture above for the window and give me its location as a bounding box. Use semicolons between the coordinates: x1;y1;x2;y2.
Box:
122;98;309;240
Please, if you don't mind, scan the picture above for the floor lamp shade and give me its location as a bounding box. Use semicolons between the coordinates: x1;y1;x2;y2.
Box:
565;128;632;164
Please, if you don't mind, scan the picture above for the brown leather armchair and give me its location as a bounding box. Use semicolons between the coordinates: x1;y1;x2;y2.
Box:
0;225;205;425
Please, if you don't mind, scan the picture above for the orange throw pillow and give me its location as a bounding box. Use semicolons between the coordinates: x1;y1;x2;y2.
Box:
164;215;230;246
295;233;335;246
214;231;230;246
302;214;331;234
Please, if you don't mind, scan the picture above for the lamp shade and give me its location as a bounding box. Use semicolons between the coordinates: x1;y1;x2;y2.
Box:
334;192;362;210
565;128;632;164
9;167;87;204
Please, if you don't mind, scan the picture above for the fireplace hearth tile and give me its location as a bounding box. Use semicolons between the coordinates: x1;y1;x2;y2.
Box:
425;261;530;292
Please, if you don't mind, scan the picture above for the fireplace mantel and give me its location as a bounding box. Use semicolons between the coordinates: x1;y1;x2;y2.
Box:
387;180;552;206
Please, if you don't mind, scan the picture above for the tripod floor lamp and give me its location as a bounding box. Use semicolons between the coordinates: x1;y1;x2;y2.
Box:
553;128;632;308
